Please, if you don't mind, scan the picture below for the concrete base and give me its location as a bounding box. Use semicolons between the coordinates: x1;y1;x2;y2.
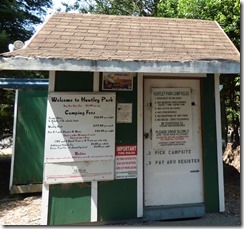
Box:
143;203;205;221
10;184;42;194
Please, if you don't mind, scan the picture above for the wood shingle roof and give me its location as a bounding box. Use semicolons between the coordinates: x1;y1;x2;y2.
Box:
0;13;240;73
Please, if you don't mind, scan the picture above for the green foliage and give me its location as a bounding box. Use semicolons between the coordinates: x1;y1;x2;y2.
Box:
0;0;52;53
0;89;14;139
63;0;161;16
158;0;240;50
220;74;240;144
156;0;178;17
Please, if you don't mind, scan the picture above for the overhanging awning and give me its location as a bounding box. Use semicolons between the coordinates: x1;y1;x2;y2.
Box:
0;78;49;89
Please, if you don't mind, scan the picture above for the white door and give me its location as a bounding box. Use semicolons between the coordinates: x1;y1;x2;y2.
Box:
144;78;204;207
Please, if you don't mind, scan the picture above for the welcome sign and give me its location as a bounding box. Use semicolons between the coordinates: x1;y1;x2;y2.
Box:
44;92;116;162
43;92;116;184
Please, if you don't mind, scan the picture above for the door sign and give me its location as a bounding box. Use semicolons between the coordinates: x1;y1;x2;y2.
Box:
152;88;192;149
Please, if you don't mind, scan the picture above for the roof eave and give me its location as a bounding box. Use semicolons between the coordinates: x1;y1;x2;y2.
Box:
0;57;240;74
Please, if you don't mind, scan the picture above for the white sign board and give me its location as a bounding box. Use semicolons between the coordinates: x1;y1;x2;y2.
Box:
44;92;116;163
152;88;192;149
44;160;114;184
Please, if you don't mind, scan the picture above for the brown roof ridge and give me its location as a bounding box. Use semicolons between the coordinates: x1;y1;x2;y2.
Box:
53;11;215;23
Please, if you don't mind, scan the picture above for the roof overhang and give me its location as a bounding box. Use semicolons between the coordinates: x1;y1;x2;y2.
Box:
0;78;48;89
0;57;240;74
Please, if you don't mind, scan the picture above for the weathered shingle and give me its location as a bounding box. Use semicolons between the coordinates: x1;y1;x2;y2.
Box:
1;13;240;63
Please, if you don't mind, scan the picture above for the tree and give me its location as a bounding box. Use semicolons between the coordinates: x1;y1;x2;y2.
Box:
0;0;52;53
0;0;52;140
220;74;240;146
158;0;240;49
62;0;161;16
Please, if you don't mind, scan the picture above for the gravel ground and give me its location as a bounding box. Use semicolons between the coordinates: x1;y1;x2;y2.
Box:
0;195;42;225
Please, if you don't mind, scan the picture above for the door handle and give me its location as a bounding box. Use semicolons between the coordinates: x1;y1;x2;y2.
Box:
144;133;149;139
144;129;152;139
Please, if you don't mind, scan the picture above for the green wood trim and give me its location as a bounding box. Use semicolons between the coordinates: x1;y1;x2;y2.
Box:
55;71;93;91
48;183;91;225
201;74;219;212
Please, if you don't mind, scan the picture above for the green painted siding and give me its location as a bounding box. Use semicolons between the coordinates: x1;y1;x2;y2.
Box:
97;74;138;221
13;89;47;184
201;74;219;212
98;179;137;221
99;73;138;145
48;71;93;225
48;183;91;225
55;71;93;92
115;89;138;144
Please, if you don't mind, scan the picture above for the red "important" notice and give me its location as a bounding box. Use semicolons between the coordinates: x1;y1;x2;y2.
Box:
116;145;137;156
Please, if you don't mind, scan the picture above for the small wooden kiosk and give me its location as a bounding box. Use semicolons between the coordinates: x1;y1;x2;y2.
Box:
0;13;240;225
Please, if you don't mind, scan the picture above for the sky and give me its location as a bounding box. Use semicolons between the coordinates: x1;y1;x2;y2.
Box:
34;0;77;31
51;0;77;12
